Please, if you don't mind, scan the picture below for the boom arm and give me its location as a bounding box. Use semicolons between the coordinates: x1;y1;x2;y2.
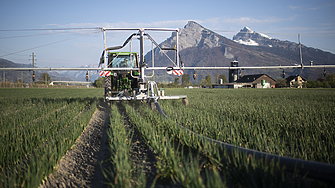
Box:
1;64;335;71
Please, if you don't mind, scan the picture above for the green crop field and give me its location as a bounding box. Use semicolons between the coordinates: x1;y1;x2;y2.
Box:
160;88;335;164
0;88;103;188
115;88;335;187
1;88;334;187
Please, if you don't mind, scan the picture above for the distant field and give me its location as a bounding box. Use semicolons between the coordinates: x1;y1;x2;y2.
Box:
160;88;335;164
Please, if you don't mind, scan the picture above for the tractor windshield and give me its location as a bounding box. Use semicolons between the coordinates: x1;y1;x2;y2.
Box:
110;55;137;68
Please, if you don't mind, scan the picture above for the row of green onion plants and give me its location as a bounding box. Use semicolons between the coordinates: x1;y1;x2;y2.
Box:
0;88;103;188
124;101;227;187
102;103;146;188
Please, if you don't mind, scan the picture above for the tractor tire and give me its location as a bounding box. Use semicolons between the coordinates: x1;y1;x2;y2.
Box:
104;76;112;98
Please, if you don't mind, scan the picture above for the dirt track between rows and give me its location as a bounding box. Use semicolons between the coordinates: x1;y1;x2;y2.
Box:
40;101;111;188
40;101;179;188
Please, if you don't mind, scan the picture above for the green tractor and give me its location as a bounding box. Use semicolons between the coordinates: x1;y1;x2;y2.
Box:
102;52;140;98
98;28;187;105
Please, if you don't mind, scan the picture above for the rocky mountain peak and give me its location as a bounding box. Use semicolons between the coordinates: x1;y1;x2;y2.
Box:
160;21;225;51
242;26;254;33
233;26;273;47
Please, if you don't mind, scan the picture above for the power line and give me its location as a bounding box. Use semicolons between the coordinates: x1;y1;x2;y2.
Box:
0;31;101;58
0;31;91;40
0;27;100;32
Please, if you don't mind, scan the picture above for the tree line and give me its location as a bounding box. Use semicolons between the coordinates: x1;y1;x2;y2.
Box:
276;73;335;88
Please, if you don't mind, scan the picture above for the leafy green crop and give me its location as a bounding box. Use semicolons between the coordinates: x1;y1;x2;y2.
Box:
118;88;334;187
0;88;103;188
161;88;335;164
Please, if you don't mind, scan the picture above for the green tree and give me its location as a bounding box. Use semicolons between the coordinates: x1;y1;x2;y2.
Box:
326;73;335;88
323;81;330;88
182;74;190;85
308;80;316;88
93;77;104;88
205;75;212;87
316;81;323;88
200;79;207;88
40;73;51;84
174;76;179;86
276;78;287;88
218;74;227;83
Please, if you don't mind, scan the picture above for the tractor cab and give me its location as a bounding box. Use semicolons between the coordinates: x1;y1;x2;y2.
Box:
104;52;140;98
108;52;139;68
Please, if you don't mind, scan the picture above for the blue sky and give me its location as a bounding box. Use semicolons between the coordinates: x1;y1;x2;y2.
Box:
0;0;334;68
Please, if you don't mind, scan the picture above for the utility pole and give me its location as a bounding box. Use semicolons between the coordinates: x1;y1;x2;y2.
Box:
2;66;4;84
29;53;36;83
298;34;303;69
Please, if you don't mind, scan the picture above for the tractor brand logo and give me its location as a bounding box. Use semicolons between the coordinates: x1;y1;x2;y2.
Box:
172;70;184;76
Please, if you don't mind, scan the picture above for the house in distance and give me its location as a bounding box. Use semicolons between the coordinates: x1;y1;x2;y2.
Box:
235;74;276;88
213;73;277;88
285;75;307;88
212;61;277;88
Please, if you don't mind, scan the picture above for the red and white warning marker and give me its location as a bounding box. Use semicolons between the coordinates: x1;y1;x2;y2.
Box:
172;69;184;76
104;71;111;77
99;70;111;77
99;70;104;77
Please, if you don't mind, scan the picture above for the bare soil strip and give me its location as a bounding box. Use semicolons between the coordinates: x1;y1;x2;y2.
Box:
40;101;111;188
40;101;180;188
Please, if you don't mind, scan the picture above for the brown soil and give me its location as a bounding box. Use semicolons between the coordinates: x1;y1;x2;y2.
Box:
40;101;112;188
39;101;179;188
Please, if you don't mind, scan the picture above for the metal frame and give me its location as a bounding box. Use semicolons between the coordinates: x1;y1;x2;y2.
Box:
100;27;186;102
99;27;180;80
105;80;188;101
49;81;91;85
1;64;335;72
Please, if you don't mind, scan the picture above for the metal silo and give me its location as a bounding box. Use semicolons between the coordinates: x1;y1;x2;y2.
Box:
229;61;238;83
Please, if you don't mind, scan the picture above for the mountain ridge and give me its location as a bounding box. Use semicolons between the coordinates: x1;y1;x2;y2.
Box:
0;58;96;83
145;21;334;82
1;22;334;83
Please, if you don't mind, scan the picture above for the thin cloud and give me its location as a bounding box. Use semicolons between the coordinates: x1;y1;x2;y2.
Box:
288;6;300;10
47;17;295;32
266;26;335;37
307;2;335;10
204;16;296;26
50;20;191;29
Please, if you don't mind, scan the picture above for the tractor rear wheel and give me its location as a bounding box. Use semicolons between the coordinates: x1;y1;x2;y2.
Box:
104;76;112;99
